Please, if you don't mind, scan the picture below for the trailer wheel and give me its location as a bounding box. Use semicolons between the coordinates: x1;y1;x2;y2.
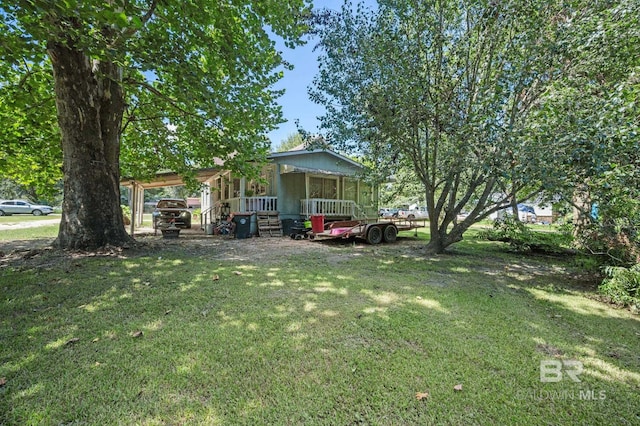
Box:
383;224;398;243
366;225;383;244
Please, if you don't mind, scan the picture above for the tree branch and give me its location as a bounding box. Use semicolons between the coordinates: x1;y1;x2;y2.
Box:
123;77;207;121
110;0;159;48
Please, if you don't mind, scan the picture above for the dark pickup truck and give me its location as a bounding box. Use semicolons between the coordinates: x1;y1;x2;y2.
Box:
152;198;192;229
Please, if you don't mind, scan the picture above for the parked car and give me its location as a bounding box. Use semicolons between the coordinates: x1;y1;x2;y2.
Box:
152;198;192;229
379;208;399;218
0;199;54;216
397;205;428;220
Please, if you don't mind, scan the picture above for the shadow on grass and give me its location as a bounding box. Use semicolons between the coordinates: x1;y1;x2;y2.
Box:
1;235;638;424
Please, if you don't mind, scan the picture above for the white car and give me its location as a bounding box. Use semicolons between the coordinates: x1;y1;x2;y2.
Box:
0;199;54;216
397;206;428;220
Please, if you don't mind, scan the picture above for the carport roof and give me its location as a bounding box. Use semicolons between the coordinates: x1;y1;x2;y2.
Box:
120;168;218;189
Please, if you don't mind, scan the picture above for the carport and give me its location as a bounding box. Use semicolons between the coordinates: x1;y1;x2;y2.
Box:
121;168;218;235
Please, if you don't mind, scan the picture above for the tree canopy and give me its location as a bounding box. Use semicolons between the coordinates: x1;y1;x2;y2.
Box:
0;61;61;198
275;132;304;152
527;0;640;262
312;0;569;252
311;0;639;253
0;0;311;248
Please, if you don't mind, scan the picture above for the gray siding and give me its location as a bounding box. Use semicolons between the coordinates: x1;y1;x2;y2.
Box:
271;151;361;176
278;172;306;219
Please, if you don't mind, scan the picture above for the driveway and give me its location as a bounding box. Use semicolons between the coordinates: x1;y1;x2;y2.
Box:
0;218;60;230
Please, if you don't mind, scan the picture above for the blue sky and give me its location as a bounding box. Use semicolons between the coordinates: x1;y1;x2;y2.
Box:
267;0;375;148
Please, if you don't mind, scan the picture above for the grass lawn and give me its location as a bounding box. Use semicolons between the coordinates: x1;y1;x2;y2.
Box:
1;228;638;425
0;214;60;242
0;225;59;242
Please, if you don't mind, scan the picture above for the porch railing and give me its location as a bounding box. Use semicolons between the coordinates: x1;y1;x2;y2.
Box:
200;205;215;229
300;199;356;218
228;196;278;213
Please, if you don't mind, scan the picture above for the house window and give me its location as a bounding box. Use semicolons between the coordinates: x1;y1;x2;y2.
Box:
343;178;357;201
233;178;241;197
263;166;275;196
250;166;275;196
222;176;230;200
359;182;373;206
309;176;338;199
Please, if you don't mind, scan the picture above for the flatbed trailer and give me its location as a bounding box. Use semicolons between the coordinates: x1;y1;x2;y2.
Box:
310;218;426;244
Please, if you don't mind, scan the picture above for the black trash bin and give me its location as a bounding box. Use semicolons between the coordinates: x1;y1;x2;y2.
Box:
232;213;253;239
281;218;294;236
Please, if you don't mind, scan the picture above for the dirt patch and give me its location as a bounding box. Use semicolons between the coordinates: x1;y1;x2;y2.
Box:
0;237;56;253
133;233;432;262
136;233;332;262
536;342;565;357
0;230;433;271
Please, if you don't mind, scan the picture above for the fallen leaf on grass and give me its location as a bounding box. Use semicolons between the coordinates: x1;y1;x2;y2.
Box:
92;338;100;343
0;377;6;387
164;310;172;315
415;391;430;400
233;271;243;275
131;331;143;338
212;274;220;281
65;337;80;346
453;384;463;392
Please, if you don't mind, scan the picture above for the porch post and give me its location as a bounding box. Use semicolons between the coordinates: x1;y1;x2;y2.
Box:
240;177;246;213
275;164;283;215
129;182;136;236
136;185;144;227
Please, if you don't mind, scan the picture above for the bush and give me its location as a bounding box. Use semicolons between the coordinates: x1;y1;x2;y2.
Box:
599;264;640;310
478;217;572;254
574;221;639;266
121;205;131;226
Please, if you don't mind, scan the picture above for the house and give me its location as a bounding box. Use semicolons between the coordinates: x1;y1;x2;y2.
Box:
186;197;201;209
198;146;378;234
123;146;378;236
489;201;555;224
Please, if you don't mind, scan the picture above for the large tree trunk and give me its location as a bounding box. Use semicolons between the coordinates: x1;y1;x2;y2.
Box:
572;183;592;245
48;41;133;250
425;223;464;254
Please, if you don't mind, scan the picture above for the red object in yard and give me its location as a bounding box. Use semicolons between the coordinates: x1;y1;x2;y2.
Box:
310;215;325;233
330;227;352;235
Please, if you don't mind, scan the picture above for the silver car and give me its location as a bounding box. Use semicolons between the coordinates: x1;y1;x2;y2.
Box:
0;199;54;216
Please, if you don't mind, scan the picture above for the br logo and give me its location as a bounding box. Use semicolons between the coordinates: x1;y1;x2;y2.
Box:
540;360;583;383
